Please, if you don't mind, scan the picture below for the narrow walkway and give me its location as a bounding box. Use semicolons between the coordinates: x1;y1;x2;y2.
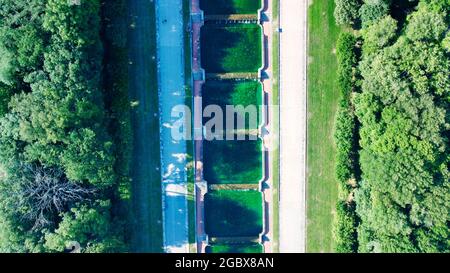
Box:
191;0;208;253
155;0;189;253
260;0;274;254
279;0;308;253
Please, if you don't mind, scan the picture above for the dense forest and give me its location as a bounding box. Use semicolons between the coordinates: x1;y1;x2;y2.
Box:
333;0;449;252
0;0;130;252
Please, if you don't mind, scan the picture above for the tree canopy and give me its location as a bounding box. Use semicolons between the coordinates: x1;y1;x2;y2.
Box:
0;0;126;252
353;1;449;252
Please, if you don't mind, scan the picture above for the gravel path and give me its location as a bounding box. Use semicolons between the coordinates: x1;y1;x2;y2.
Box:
279;0;308;253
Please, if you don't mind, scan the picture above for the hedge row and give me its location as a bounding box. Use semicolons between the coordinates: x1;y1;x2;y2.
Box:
334;32;358;187
336;32;357;106
335;106;357;187
333;32;359;253
333;201;358;253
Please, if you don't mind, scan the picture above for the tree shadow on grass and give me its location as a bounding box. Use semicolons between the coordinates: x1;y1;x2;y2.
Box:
203;138;263;184
205;243;263;253
200;25;261;73
204;191;263;237
201;26;242;73
202;80;263;131
200;0;262;15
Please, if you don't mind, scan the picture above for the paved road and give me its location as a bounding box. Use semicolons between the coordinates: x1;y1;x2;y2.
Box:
279;0;308;253
156;0;189;253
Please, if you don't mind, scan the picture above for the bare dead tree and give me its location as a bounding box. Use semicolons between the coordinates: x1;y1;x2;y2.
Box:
17;163;96;229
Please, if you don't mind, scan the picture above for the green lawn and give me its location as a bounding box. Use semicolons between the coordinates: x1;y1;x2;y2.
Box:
205;190;263;237
206;243;263;253
200;0;261;15
307;0;341;252
202;80;263;130
201;24;262;73
127;0;163;252
203;137;263;184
